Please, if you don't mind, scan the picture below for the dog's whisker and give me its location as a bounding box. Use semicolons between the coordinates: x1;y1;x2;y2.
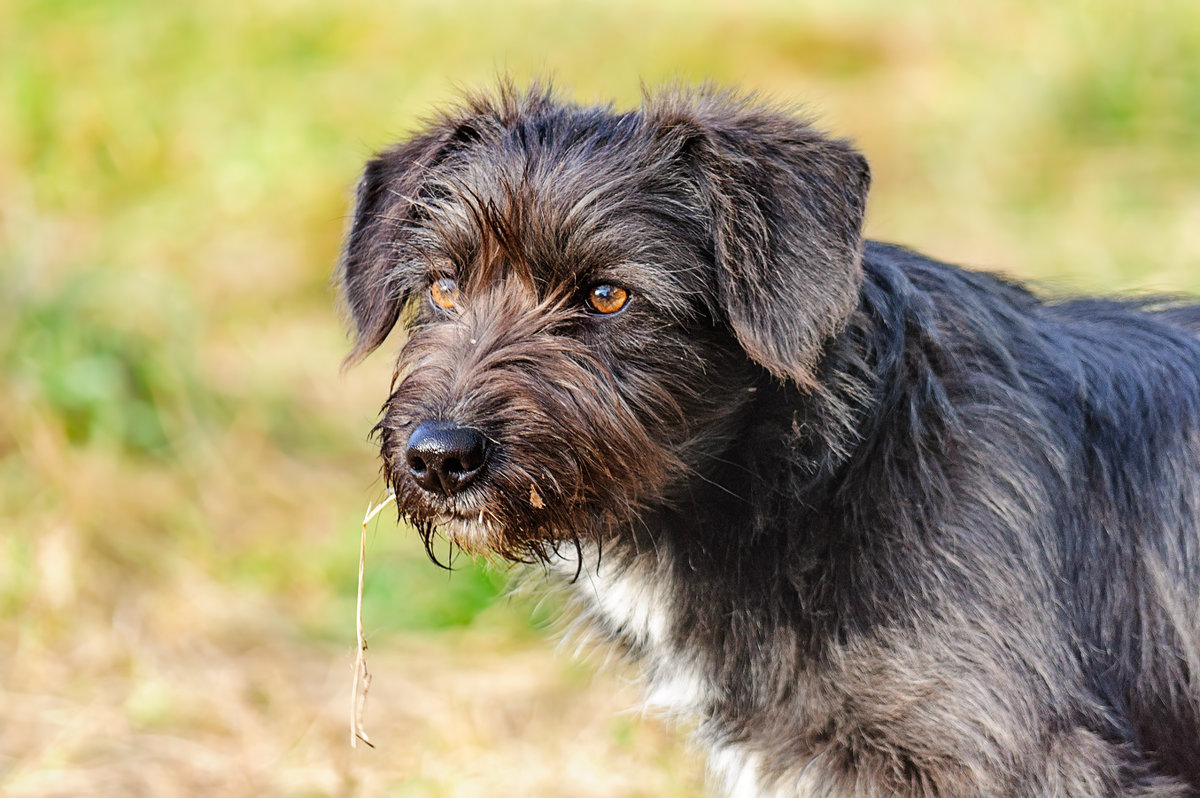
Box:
677;464;751;505
689;448;758;479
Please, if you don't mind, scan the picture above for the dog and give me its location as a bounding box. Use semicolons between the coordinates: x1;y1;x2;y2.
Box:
337;83;1200;796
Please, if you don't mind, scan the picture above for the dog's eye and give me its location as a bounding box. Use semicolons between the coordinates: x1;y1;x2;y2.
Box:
586;284;629;315
430;277;459;310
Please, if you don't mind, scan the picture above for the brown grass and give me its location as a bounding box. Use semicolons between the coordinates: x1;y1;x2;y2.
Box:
0;614;702;796
351;493;393;750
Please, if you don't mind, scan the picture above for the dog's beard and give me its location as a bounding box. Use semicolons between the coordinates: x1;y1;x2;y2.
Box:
437;513;501;557
392;482;601;565
372;290;727;566
379;441;614;566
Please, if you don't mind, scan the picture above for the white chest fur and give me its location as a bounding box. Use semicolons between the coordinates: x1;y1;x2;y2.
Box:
556;551;840;798
570;554;708;718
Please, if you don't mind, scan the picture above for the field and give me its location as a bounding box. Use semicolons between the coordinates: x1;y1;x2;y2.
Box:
1;1;1198;795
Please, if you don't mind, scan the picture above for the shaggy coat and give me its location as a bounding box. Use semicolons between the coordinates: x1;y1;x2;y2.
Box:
338;84;1200;797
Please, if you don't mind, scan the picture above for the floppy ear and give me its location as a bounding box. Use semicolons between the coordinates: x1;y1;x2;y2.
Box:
337;129;465;365
338;82;564;365
664;95;870;387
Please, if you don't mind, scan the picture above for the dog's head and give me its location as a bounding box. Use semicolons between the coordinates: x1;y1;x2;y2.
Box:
338;84;869;561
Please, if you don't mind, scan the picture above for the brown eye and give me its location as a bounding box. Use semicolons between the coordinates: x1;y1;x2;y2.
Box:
430;277;459;310
586;284;629;315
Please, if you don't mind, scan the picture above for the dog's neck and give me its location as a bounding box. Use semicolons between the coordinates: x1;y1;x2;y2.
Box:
563;253;936;660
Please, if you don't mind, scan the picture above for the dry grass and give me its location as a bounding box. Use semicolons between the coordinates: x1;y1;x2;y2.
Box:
351;493;393;750
0;596;702;797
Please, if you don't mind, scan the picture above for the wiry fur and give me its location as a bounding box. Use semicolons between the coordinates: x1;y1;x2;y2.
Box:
338;82;1200;796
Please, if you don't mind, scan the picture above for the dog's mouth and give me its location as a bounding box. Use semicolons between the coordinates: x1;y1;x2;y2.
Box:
375;390;662;562
389;485;497;548
384;462;607;566
389;501;501;559
437;511;503;555
386;467;561;560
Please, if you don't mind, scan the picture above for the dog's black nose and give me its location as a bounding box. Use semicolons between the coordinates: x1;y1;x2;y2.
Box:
405;421;488;495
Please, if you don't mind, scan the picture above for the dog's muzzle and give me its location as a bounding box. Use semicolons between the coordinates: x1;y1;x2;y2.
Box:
404;421;489;496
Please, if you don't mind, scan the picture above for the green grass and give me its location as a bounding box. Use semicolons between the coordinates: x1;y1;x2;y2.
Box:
1;1;1198;794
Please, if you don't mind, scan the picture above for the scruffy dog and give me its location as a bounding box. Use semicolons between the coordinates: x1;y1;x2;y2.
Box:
337;84;1200;796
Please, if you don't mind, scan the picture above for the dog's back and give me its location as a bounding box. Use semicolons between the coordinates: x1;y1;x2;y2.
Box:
862;243;1200;788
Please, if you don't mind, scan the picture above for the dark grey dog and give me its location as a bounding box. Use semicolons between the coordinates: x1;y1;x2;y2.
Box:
338;84;1200;796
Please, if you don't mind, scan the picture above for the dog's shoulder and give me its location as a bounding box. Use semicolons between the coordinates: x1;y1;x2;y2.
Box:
860;239;1200;383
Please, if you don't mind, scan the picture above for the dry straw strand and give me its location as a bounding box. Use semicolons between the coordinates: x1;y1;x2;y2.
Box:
351;491;394;749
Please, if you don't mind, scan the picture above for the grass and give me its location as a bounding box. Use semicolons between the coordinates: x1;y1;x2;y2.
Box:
1;0;1198;795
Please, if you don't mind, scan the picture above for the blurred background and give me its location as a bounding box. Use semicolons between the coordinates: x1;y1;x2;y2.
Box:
1;0;1197;795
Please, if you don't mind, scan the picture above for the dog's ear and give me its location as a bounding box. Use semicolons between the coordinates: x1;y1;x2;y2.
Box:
339;82;564;365
655;93;870;387
338;127;473;365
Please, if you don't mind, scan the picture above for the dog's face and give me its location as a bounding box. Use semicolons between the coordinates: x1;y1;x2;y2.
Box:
339;85;870;561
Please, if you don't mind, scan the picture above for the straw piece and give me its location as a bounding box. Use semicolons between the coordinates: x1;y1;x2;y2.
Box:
351;492;394;749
